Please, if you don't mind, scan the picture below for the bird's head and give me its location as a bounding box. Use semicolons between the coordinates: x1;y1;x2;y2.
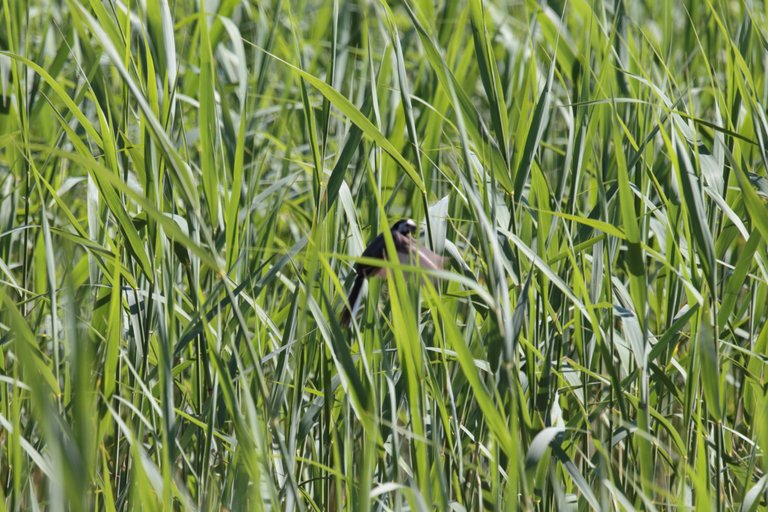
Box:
393;218;418;236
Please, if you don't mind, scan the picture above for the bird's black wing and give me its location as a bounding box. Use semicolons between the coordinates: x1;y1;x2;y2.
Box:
341;227;445;327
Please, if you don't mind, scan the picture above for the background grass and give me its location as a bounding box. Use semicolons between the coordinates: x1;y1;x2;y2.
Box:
2;0;768;510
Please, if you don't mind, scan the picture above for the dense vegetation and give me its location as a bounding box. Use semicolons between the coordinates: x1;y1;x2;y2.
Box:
2;0;768;510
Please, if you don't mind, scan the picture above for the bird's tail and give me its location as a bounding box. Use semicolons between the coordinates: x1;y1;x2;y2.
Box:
340;274;365;327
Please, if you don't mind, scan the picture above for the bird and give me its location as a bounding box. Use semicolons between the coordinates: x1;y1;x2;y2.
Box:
340;218;445;327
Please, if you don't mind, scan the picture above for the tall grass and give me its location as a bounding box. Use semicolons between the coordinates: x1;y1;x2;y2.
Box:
1;0;767;509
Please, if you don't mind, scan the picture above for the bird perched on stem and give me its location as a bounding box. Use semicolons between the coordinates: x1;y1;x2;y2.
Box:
340;218;445;327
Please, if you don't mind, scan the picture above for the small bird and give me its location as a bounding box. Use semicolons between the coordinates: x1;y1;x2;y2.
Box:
340;218;445;326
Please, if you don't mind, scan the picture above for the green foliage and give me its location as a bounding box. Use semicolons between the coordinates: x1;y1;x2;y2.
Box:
1;0;767;509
